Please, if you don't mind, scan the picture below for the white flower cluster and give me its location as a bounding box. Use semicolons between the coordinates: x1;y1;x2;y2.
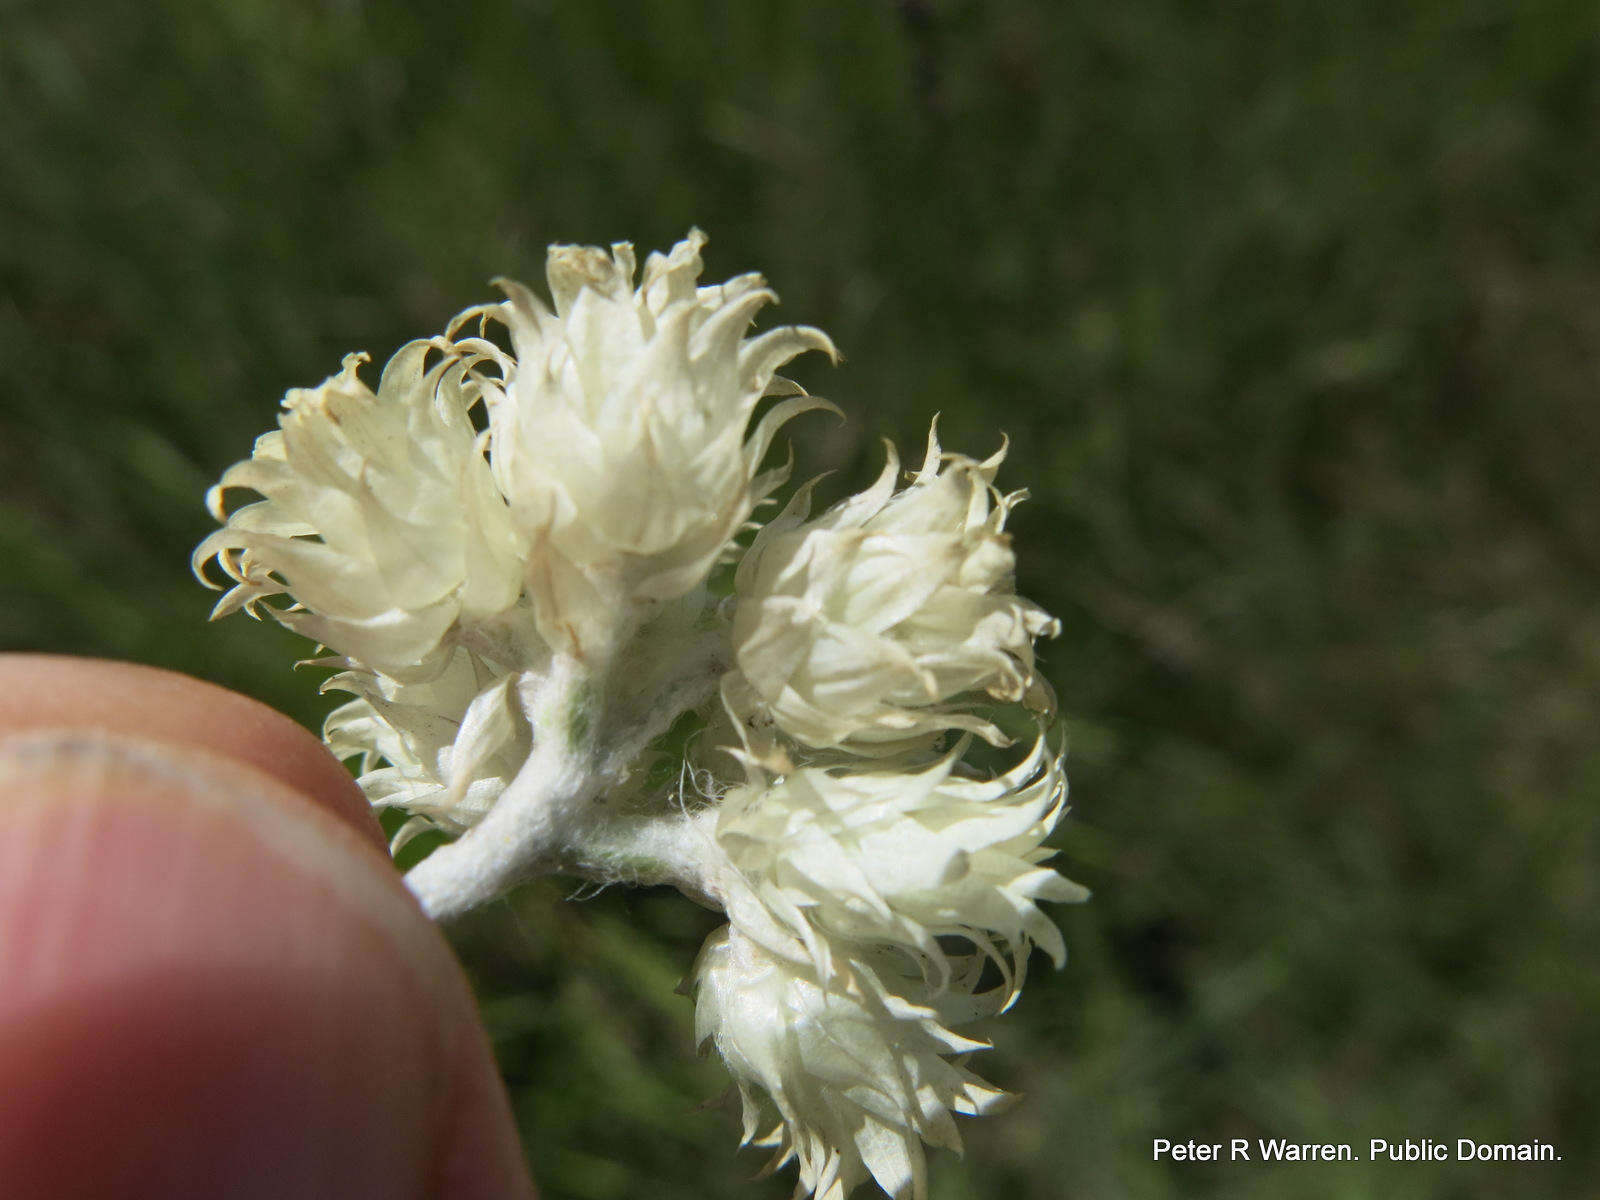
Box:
196;233;1083;1200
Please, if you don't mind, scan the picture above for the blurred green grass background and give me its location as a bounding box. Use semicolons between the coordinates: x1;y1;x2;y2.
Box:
3;2;1597;1197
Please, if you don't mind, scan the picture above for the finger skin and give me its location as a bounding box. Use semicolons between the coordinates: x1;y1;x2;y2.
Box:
0;654;385;853
0;659;535;1200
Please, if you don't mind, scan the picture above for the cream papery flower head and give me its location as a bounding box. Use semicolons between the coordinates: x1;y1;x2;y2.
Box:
194;343;528;682
454;230;837;651
693;923;1011;1200
713;735;1084;1002
725;428;1059;761
322;647;531;848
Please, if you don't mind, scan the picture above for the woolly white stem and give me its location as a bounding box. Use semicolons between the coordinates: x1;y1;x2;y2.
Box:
552;807;723;907
602;629;730;778
405;631;730;921
405;653;597;920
